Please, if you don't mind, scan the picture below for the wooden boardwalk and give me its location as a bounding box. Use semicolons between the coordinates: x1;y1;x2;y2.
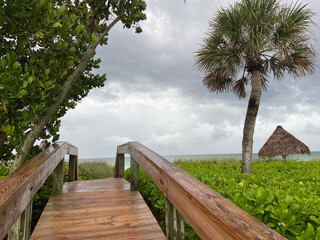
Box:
1;142;287;240
31;178;166;240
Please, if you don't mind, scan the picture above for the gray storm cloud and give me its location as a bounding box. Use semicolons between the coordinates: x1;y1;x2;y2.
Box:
60;0;320;158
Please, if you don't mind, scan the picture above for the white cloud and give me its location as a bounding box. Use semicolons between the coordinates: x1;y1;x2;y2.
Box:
60;0;320;158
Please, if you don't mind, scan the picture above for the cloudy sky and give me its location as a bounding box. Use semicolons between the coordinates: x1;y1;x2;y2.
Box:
60;0;320;158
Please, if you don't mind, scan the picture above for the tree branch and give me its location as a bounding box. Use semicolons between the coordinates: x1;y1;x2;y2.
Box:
85;1;108;35
12;12;124;171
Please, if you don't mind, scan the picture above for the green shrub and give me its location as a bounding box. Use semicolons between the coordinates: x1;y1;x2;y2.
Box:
79;161;114;179
0;162;11;179
126;159;320;240
78;163;95;180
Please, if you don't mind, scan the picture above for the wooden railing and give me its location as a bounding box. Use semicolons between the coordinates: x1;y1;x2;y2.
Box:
114;142;287;240
0;142;78;240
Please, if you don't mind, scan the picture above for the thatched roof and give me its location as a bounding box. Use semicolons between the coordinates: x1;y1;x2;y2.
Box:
258;126;310;158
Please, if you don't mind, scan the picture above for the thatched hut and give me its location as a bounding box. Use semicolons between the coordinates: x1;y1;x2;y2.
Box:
258;126;310;159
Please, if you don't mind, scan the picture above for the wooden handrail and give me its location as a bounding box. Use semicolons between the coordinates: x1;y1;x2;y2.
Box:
0;141;78;239
114;142;287;240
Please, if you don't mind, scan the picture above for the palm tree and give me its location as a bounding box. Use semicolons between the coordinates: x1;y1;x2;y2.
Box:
195;0;315;174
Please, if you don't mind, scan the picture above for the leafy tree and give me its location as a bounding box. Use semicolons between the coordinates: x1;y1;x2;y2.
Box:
0;0;146;172
195;0;315;174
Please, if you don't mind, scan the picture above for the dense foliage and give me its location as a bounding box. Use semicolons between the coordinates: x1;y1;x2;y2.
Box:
0;0;147;167
79;161;114;179
0;161;9;179
126;159;320;240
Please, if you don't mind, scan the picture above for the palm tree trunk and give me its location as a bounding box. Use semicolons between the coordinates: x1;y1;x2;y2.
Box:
242;70;262;174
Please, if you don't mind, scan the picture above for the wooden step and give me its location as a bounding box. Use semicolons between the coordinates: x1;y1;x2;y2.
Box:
31;178;166;240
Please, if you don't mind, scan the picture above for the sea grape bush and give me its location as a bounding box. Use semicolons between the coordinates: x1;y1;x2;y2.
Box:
125;159;320;240
0;162;10;179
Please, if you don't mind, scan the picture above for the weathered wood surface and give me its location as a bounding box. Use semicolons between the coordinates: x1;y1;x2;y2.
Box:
165;198;184;240
68;155;78;182
31;178;165;240
0;142;78;240
53;158;64;195
118;153;125;178
130;157;139;191
116;142;287;240
7;200;33;240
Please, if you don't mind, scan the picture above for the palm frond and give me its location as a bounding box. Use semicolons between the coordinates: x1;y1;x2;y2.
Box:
196;0;315;97
240;0;279;51
268;42;315;79
202;68;234;93
212;3;244;46
260;75;269;91
289;50;315;76
196;43;244;72
273;2;313;53
232;76;248;98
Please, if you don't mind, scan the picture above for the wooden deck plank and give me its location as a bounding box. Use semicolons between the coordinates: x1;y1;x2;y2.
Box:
31;178;166;240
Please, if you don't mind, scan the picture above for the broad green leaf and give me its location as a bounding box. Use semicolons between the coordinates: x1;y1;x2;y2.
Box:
58;5;67;15
1;98;9;104
52;22;61;28
22;111;29;120
35;31;44;38
23;81;28;88
0;72;10;82
2;125;14;135
28;76;33;84
10;89;27;98
315;227;320;240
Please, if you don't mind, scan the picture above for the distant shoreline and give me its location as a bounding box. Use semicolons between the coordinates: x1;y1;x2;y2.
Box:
78;151;320;166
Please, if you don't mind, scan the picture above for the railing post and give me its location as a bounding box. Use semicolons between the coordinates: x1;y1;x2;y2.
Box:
7;216;21;240
165;198;185;240
53;158;64;195
118;153;125;178
130;156;139;191
68;155;78;182
20;200;33;240
7;200;33;240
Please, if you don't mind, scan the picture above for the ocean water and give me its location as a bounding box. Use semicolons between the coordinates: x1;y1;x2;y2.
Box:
79;151;320;168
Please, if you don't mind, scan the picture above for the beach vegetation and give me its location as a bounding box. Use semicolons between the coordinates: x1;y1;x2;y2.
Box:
195;0;315;174
78;161;114;180
125;158;320;239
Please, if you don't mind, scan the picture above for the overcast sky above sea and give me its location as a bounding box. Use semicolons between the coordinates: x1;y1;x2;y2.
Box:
60;0;320;158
